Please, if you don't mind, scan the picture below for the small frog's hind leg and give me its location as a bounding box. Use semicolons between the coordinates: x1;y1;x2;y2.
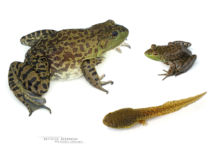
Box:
8;61;51;116
20;30;57;47
175;55;197;76
169;41;192;48
81;59;113;94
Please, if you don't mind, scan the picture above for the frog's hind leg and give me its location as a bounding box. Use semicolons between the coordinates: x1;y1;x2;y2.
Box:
175;55;197;76
20;30;57;47
169;41;192;48
81;59;113;94
8;61;51;116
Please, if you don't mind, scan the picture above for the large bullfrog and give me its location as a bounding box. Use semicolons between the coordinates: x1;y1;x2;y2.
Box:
8;20;129;116
144;41;197;80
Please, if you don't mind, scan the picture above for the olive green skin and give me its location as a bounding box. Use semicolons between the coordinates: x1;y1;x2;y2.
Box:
8;20;129;115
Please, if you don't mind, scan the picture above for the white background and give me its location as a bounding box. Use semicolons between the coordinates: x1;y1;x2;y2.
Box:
0;0;219;146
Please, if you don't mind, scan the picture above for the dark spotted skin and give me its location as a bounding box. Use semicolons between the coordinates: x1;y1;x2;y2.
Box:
8;61;51;116
20;30;57;47
145;41;196;80
8;20;129;115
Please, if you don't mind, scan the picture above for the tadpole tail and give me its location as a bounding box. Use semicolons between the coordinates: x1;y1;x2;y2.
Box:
138;92;207;120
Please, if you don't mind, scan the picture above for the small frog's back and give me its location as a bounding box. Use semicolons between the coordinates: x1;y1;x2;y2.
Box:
156;44;188;61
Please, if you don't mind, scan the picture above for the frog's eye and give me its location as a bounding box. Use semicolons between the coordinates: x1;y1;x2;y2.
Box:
112;31;118;37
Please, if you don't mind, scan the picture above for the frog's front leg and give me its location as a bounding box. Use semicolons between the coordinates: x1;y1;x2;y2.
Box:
8;61;51;116
159;61;176;80
81;59;113;94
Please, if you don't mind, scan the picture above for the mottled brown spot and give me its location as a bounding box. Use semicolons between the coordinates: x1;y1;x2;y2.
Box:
88;48;92;54
86;43;90;48
75;53;82;57
64;42;68;46
79;44;84;51
69;42;76;48
62;36;68;41
58;33;62;38
72;48;78;52
63;52;75;60
73;36;79;40
84;31;88;35
54;56;61;61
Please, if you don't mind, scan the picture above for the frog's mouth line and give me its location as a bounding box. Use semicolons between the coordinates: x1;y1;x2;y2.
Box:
115;40;131;53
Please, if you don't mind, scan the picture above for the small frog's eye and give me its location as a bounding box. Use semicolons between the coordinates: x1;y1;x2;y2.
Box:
151;44;156;49
112;31;118;37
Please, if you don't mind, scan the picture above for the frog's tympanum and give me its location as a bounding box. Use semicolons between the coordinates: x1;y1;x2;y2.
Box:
103;92;206;128
145;41;196;80
8;20;129;116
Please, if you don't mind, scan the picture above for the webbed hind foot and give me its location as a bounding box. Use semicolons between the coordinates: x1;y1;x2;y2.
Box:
23;89;51;116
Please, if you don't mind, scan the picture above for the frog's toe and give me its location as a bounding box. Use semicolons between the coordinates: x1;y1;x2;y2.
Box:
98;87;109;94
101;80;114;86
158;71;171;80
99;74;106;80
120;42;131;49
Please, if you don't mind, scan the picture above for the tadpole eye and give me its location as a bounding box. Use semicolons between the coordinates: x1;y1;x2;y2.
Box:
112;31;118;37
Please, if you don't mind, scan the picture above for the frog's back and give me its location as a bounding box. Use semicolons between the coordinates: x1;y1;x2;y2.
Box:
33;29;99;80
158;44;191;61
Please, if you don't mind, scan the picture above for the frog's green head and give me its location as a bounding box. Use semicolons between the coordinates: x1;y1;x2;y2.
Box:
94;20;129;56
144;44;162;61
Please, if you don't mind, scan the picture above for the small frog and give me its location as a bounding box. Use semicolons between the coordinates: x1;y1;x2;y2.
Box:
144;41;197;80
103;92;206;128
8;20;129;116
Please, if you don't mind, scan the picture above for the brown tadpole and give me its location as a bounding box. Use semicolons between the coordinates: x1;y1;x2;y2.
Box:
103;92;206;128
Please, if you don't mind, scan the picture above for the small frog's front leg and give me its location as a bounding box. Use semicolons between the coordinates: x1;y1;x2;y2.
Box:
81;59;113;94
159;61;176;80
8;60;51;116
